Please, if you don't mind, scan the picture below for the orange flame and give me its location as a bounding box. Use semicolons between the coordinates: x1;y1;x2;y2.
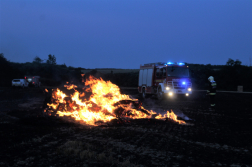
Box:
64;84;77;90
46;76;186;125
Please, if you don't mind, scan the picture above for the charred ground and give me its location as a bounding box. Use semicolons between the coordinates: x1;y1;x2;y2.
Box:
0;87;251;167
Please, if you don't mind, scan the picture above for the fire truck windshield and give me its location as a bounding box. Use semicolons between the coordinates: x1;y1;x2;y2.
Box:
167;67;189;77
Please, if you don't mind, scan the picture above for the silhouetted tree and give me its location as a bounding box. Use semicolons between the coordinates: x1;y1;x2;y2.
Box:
0;53;8;64
0;53;10;72
33;56;43;63
226;58;235;66
46;54;56;65
234;59;242;66
0;53;16;86
59;63;67;68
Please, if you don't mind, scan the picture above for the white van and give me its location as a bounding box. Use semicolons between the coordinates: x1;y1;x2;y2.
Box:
12;79;29;88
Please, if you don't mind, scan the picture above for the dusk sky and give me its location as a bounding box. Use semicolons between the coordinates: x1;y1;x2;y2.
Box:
0;0;251;68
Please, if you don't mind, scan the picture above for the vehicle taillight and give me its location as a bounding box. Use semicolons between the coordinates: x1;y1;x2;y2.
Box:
33;82;35;84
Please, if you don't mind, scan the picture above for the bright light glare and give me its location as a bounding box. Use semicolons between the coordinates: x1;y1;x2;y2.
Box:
166;87;170;90
168;92;173;96
167;62;173;65
188;88;191;91
186;93;189;96
178;62;185;65
182;82;186;85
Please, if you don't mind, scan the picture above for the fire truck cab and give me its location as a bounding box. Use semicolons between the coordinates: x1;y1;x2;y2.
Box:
138;62;192;99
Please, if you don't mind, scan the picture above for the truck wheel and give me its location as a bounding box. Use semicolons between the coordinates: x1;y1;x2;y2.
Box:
157;87;163;100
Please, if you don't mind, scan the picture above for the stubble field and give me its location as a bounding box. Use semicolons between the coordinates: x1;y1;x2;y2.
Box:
0;87;251;167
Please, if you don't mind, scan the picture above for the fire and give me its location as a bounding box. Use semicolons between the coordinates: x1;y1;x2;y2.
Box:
46;76;186;125
64;84;77;90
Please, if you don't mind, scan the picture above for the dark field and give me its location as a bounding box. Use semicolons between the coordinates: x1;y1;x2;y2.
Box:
0;87;251;167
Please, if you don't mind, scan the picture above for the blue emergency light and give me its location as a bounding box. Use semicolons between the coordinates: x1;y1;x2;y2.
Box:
178;62;185;66
182;81;186;85
167;62;173;65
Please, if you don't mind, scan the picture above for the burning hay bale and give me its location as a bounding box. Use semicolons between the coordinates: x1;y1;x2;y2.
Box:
44;76;186;126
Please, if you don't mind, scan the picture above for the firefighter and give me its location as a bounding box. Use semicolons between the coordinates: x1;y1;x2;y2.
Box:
207;76;217;110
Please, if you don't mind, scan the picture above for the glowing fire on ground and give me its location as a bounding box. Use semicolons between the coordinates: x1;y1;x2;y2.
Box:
46;76;186;125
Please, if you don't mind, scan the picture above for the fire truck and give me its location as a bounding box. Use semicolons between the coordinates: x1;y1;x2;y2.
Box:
24;76;41;87
138;62;192;99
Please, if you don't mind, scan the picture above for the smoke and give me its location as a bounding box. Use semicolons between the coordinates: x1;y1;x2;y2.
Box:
141;98;192;121
138;98;166;116
171;109;192;121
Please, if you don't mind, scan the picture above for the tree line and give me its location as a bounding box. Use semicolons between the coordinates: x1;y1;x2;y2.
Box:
1;53;252;91
0;53;82;87
187;59;252;91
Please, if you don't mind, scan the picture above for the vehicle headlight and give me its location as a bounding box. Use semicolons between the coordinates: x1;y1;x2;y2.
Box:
168;92;173;96
188;88;192;91
166;87;170;90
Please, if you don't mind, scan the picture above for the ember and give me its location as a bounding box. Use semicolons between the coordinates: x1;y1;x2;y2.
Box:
46;76;186;125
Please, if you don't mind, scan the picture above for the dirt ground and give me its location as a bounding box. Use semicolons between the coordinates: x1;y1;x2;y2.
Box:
0;87;251;167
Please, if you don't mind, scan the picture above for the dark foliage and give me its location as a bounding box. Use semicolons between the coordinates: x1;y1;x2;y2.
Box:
0;53;19;86
0;54;82;87
217;62;252;91
33;56;43;64
188;59;252;91
104;72;139;87
1;54;252;91
46;54;56;65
